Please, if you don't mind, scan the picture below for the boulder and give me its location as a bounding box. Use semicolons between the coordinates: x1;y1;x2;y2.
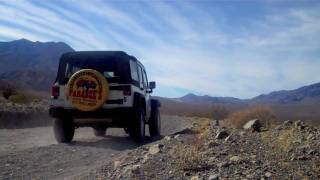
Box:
224;135;232;142
275;125;283;131
229;155;242;162
208;174;219;180
174;134;180;139
130;164;141;174
149;144;162;155
113;160;122;169
243;119;261;132
190;175;200;180
283;120;293;126
214;119;220;126
239;131;246;136
208;141;219;148
164;136;171;141
217;162;229;168
265;172;272;178
215;129;229;139
294;120;305;130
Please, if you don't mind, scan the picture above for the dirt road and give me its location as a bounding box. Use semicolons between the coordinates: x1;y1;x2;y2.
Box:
0;115;192;179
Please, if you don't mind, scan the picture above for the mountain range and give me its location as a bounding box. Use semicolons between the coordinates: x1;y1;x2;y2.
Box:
158;82;320;121
0;39;319;122
178;81;320;105
0;39;74;91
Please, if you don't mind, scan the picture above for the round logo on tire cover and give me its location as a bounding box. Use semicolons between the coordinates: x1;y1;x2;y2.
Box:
66;69;109;111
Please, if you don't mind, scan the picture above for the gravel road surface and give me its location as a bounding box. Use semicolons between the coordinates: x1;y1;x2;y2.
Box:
0;115;191;179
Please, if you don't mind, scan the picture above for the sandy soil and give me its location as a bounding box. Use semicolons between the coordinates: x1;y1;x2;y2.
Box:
0;115;191;179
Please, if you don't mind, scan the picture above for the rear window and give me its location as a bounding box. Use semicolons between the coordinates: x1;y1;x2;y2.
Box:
56;55;131;84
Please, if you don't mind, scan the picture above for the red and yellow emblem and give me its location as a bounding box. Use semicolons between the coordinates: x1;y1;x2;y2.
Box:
66;69;109;111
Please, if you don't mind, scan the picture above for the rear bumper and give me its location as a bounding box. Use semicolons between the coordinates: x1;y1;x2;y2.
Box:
49;107;133;119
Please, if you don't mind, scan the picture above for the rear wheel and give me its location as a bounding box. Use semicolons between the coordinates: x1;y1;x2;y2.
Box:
124;128;129;134
93;127;106;137
129;108;145;143
53;117;75;143
149;107;161;138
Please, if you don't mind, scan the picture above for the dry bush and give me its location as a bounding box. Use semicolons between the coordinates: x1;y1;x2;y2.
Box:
0;96;6;102
192;118;211;134
225;106;277;128
8;94;28;104
175;122;211;171
2;85;17;99
175;135;206;171
211;105;229;120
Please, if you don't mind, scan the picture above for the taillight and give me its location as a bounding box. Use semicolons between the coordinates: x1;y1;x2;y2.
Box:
51;85;60;98
123;85;131;96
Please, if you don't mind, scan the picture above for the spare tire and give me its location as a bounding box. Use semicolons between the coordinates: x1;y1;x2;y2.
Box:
66;69;109;111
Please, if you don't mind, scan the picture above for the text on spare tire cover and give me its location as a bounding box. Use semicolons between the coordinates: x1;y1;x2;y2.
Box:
67;69;109;111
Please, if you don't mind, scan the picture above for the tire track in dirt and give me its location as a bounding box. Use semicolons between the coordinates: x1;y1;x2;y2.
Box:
0;115;192;179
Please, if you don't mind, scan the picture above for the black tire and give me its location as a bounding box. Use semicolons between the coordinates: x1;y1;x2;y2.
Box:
53;117;75;143
93;127;106;137
124;128;129;134
149;107;161;138
129;108;145;143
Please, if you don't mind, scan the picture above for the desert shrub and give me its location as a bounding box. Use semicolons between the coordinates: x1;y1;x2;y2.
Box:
211;105;229;120
190;112;200;117
193;118;211;134
8;94;28;104
2;86;17;99
225;106;276;128
0;96;6;102
175;135;206;171
175;121;211;171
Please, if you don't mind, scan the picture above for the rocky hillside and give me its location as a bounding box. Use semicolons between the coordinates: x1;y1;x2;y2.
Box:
92;119;320;179
0;39;74;91
0;70;54;91
180;93;243;104
0;96;49;128
0;39;74;72
157;82;320;123
176;82;320;105
252;82;320;104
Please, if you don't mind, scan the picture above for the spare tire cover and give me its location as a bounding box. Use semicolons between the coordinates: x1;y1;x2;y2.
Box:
66;69;109;111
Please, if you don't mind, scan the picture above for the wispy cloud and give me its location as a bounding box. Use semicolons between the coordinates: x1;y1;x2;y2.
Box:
0;0;319;98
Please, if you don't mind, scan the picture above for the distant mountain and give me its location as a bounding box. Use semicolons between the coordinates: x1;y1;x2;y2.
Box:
0;38;74;72
0;69;54;91
177;82;320;105
0;39;74;91
180;93;243;104
0;38;319;122
168;83;320;122
252;83;320;104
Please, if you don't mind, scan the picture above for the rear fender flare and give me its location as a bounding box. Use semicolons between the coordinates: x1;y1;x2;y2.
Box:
133;93;146;115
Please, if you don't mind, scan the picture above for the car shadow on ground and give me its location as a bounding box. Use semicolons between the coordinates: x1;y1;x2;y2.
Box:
69;135;163;151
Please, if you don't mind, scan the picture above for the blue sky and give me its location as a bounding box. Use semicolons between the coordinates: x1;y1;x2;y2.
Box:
0;0;319;98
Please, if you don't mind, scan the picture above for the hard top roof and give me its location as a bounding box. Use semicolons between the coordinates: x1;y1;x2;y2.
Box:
59;51;145;70
60;51;139;63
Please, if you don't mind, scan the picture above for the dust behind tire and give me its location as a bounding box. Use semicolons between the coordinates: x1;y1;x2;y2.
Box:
149;107;161;138
53;117;75;143
129;108;145;143
93;127;106;137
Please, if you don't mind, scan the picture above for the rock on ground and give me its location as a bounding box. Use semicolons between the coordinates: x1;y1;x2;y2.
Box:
94;118;320;179
243;119;261;132
215;129;229;139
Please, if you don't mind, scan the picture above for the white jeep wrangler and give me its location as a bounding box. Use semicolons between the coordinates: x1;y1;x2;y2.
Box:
49;51;161;143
